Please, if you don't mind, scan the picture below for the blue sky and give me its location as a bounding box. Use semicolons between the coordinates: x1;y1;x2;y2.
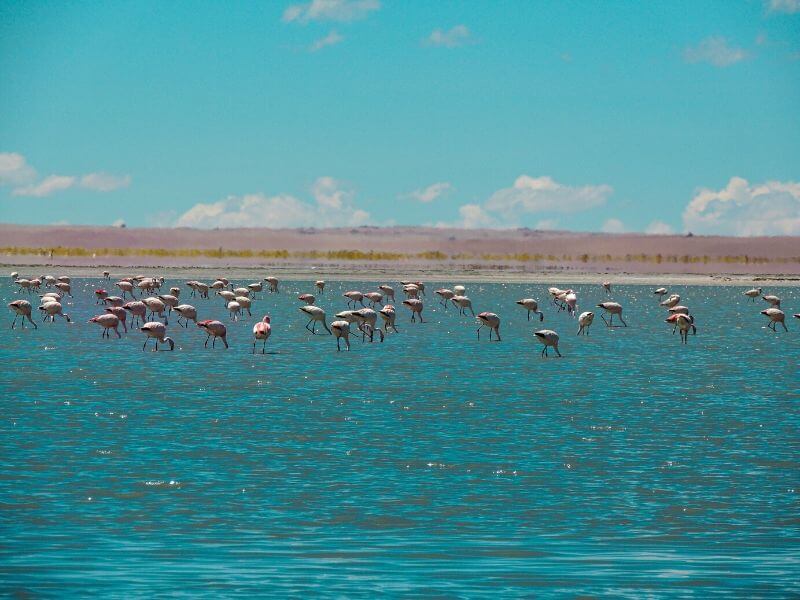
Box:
1;0;799;234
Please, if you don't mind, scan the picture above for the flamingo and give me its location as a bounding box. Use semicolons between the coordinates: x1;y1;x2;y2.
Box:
104;306;128;332
8;300;37;329
597;302;627;327
15;279;32;294
116;280;135;299
451;295;475;317
476;312;501;341
89;314;121;338
403;298;424;322
57;276;71;284
660;294;681;309
761;308;788;332
227;301;241;321
331;320;351;351
142;297;168;324
54;282;72;297
343;291;365;308
232;286;250;298
654;287;668;300
602;282;612;294
668;305;690;316
158;294;179;315
435;289;455;308
94;288;108;304
379;305;399;333
210;280;226;292
534;330;561;357
299;305;332;334
744;287;762;302
40;292;61;304
123;301;147;327
42;275;56;287
28;278;42;292
762;295;781;308
378;285;395;301
516;299;544;322
174;304;198;327
252;315;272;353
564;291;578;317
577;311;594;335
218;290;236;306
453;285;466;296
39;301;71;323
364;292;383;307
169;287;181;298
103;295;124;308
103;270;111;279
352;308;384;342
247;282;263;298
10;271;18;279
140;321;175;351
548;287;566;306
236;296;252;316
315;280;325;295
666;314;696;343
401;281;425;296
264;276;280;293
402;284;420;300
298;293;316;305
198;320;229;348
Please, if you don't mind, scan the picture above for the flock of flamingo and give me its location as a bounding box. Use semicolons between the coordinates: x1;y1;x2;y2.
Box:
6;271;798;356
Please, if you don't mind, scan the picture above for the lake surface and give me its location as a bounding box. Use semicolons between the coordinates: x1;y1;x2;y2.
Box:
2;278;798;597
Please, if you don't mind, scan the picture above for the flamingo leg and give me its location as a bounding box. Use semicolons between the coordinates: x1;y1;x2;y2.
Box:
555;347;562;357
262;338;266;354
11;315;17;328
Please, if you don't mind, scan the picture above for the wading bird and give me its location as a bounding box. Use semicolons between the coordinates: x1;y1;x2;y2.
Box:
516;299;544;322
300;305;332;334
761;308;788;332
403;298;424;322
89;314;121;338
140;321;174;351
476;312;501;341
534;330;561;357
597;302;627;327
8;300;37;329
331;320;351;351
252;316;272;353
198;320;229;348
577;311;594;335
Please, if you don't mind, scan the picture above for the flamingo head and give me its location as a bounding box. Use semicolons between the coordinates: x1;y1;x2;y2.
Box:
262;315;271;324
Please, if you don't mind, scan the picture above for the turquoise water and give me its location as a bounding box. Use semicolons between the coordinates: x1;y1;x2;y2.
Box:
2;278;799;597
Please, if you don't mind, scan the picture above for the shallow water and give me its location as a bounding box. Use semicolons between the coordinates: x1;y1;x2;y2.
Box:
1;279;798;597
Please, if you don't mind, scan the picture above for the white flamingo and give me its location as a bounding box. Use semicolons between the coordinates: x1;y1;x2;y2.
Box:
534;330;561;357
577;311;594;335
516;299;544;322
140;321;175;351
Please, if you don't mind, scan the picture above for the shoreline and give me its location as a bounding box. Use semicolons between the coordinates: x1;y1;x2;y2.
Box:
5;260;800;286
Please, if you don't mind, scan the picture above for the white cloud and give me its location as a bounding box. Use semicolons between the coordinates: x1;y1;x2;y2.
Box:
176;177;370;229
405;182;452;203
13;175;77;197
0;152;36;186
645;220;675;235
601;218;625;233
310;30;343;51
80;173;131;192
766;0;800;14
425;25;473;48
683;36;748;67
2;152;130;197
682;177;800;236
485;175;612;223
311;175;352;208
283;0;380;23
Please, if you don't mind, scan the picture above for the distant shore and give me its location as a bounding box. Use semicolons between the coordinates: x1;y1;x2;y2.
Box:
2;223;799;283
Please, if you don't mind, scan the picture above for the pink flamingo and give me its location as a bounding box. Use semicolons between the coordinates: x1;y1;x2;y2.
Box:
379;305;399;333
402;298;424;322
264;276;280;293
761;308;788;332
666;313;696;343
299;305;332;334
516;299;544;322
9;300;37;329
298;293;316;305
174;304;198;327
104;306;128;332
39;301;71;323
353;308;384;342
123;301;148;327
435;288;455;308
140;321;175;351
103;296;124;308
343;291;365;308
378;285;395;301
252;315;272;353
597;302;627;327
364;292;383;307
116;280;135;299
95;288;108;304
315;280;325;294
89;314;121;338
451;295;475;316
476;312;501;341
577;311;594;335
331;320;351;351
534;330;561;357
198;319;229;348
